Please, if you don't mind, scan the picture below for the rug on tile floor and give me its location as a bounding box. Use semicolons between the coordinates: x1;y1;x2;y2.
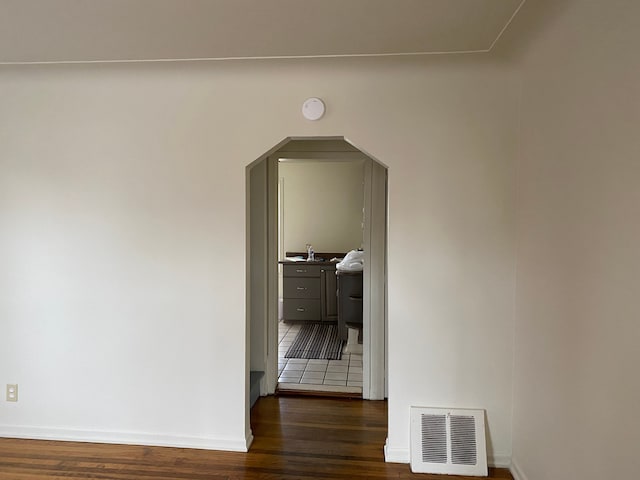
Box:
285;323;343;360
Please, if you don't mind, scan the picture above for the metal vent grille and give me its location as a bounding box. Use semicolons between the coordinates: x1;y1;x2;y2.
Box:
450;415;477;465
421;414;447;463
410;407;487;476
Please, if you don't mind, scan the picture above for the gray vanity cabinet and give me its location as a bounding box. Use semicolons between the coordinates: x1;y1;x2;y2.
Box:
282;263;337;322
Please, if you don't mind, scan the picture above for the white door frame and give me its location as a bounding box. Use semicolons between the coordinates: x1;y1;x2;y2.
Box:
362;158;387;400
248;137;388;402
264;155;280;394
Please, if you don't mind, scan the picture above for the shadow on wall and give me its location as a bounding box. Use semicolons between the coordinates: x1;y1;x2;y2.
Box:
494;0;575;62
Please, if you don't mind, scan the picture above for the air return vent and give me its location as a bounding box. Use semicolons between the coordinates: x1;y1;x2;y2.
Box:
410;407;487;476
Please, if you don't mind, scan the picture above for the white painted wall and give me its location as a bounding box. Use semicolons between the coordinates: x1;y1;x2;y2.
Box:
280;161;364;255
0;56;518;461
384;64;518;465
509;1;640;479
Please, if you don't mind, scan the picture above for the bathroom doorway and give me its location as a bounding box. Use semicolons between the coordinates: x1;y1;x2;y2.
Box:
247;137;387;408
276;157;366;395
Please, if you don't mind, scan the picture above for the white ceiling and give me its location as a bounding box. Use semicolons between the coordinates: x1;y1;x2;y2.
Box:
0;0;525;63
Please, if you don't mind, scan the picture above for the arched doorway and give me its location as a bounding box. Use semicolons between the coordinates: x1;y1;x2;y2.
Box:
245;137;388;440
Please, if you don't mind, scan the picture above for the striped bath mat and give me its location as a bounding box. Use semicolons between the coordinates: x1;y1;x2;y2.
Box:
285;323;343;360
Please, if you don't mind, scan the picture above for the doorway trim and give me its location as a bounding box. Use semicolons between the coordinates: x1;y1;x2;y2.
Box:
246;136;388;422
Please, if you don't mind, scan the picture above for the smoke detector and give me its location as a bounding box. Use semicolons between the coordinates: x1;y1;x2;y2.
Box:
302;97;325;121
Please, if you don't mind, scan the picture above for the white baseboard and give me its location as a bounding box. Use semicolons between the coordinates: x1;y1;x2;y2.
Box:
0;424;251;452
510;459;528;480
383;439;410;463
383;438;511;469
245;431;254;450
489;454;512;468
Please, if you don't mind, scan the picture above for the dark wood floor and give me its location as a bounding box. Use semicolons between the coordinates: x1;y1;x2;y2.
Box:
0;395;513;479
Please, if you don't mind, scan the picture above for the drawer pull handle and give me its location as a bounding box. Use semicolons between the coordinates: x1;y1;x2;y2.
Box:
296;307;306;312
296;287;307;290
295;269;307;273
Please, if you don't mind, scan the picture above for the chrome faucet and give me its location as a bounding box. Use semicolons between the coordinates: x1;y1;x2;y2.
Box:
306;244;315;261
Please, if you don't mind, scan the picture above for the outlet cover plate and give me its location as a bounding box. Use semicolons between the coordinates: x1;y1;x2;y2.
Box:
6;384;18;402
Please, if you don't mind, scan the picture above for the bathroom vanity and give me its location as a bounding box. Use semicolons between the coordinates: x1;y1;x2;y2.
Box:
280;254;339;323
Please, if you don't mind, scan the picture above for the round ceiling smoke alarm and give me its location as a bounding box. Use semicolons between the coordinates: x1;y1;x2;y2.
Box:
302;97;326;121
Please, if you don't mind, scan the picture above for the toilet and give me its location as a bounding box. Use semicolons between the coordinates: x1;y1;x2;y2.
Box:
342;324;363;355
336;252;364;355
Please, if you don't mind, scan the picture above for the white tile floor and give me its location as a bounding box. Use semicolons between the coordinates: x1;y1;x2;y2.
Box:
278;322;363;394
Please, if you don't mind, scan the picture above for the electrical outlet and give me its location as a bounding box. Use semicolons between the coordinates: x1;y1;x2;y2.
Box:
6;384;18;402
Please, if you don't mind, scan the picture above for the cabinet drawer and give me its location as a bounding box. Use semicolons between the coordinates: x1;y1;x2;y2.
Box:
283;277;320;299
283;299;321;321
283;264;322;278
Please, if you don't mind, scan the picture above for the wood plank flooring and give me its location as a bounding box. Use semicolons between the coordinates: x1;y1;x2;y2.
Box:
0;396;513;479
